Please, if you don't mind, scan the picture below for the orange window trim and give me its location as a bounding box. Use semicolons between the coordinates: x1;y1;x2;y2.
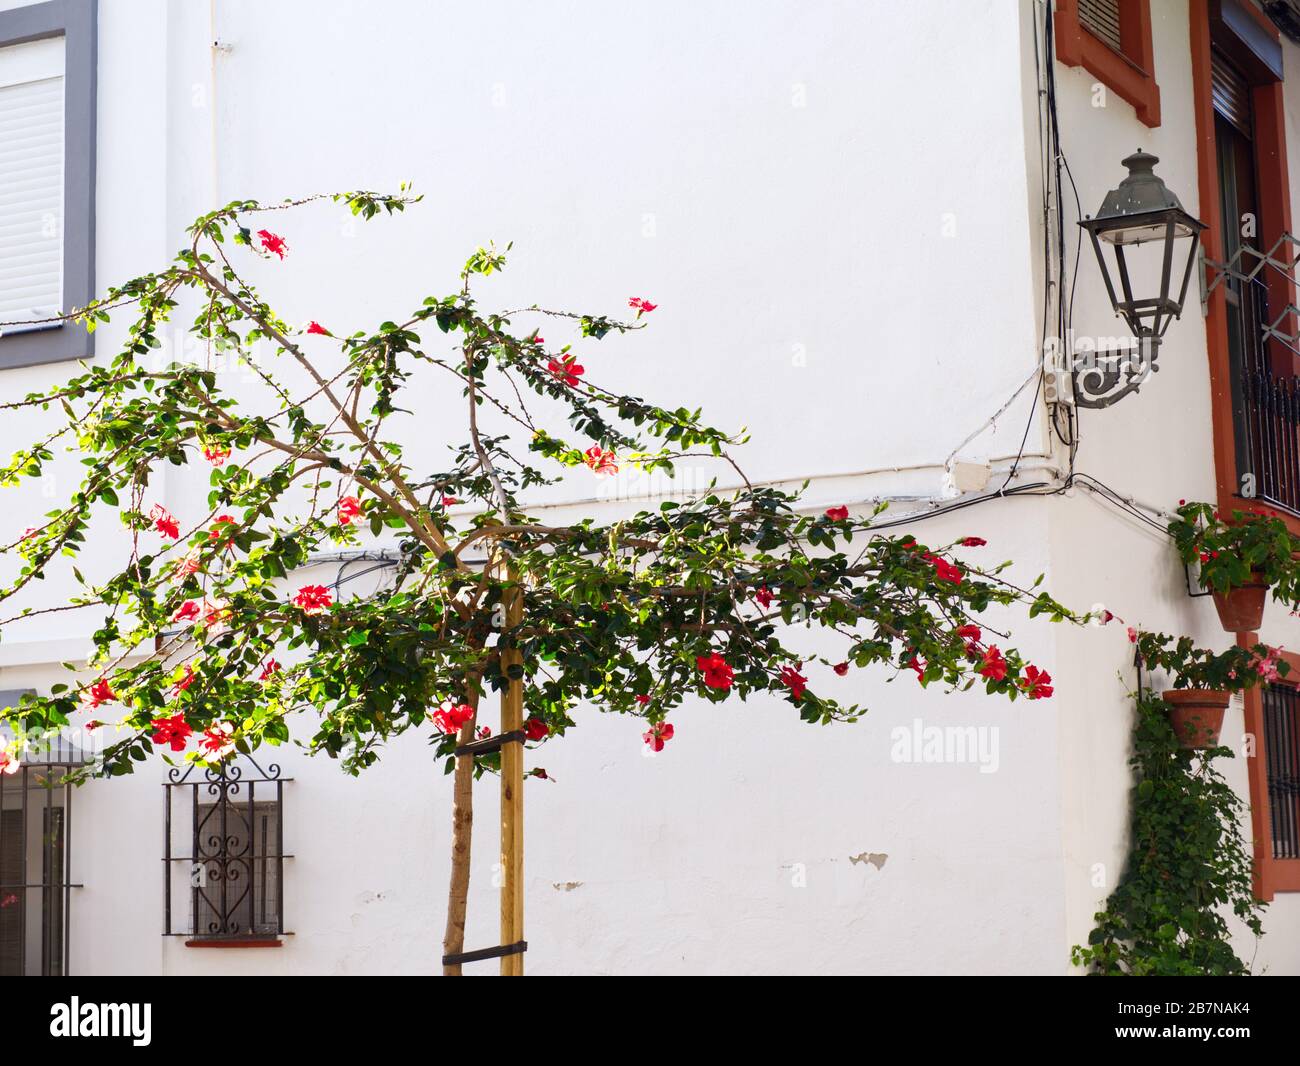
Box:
1240;646;1300;900
1055;0;1161;126
1188;0;1300;538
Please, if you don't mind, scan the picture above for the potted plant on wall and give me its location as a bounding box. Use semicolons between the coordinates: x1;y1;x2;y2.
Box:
1133;631;1287;748
1169;501;1300;632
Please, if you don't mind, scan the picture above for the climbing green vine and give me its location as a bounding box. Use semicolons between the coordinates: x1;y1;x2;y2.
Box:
1071;692;1263;976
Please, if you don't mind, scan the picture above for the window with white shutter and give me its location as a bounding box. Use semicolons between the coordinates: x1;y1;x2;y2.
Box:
0;38;65;333
0;1;96;369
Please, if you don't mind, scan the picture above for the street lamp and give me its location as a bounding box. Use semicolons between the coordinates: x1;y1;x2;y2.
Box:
1075;150;1206;408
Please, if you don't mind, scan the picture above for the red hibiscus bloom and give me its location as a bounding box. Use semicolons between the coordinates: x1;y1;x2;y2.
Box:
198;721;236;759
628;297;658;315
173;553;202;580
259;658;281;681
833;661;850;676
477;725;492;739
150;713;192;752
432;703;475;735
441;495;460;507
209;515;237;547
203;444;231;466
824;505;849;522
584;446;618;477
977;646;1007;682
955;624;981;642
149;503;179;539
523;717;549;741
172;664;196;695
292;585;333;615
306;321;330;336
1020;665;1053;700
547;355;584;387
257;229;288;259
83;678;115;708
337;496;362;526
85;720;102;732
924;553;963;584
960;536;987;547
643;721;674;751
754;586;774;610
173;600;201;622
696;653;734;690
779;664;808;700
634;694;652;705
905;654;926;680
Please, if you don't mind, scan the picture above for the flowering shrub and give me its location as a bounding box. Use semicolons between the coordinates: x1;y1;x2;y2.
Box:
1132;630;1287;691
0;189;1091;967
1169;500;1300;603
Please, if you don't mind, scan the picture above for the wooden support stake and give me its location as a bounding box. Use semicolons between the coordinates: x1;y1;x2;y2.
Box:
499;574;525;975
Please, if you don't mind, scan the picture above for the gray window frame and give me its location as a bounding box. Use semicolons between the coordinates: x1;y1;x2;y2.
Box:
0;0;96;369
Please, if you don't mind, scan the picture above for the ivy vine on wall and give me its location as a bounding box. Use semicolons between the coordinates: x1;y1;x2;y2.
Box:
1071;693;1263;976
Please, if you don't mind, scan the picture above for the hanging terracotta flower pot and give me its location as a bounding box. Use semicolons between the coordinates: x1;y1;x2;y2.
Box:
1210;571;1268;633
1162;689;1231;749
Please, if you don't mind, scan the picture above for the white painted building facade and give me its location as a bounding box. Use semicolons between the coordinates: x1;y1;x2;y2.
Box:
1;0;1299;975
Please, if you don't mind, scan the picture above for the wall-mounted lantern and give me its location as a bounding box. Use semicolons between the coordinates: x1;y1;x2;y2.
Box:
1075;150;1205;408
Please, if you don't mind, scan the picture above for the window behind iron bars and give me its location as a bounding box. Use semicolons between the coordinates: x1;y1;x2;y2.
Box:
0;726;84;977
1264;683;1300;860
164;759;290;940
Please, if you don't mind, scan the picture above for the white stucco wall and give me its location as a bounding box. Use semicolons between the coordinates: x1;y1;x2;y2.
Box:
0;0;1297;975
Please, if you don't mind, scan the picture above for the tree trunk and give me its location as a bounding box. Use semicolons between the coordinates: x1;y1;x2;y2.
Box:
441;688;481;976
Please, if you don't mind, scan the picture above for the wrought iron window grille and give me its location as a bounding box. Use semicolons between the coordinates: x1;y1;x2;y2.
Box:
163;756;292;941
0;713;89;976
1201;234;1300;515
1263;682;1300;860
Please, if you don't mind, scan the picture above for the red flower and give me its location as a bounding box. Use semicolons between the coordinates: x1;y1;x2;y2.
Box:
905;653;926;680
292;585;333;615
203;444;231;466
84;720;102;732
955;624;981;642
960;536;987;547
306;321;330;336
337;496;362;526
1020;664;1053;700
754;586;774;610
477;725;492;739
441;495;460;507
547;355;584;387
1127;626;1138;644
925;553;963;584
523;717;549;741
83;678;115;708
173;553;202;580
174;600;201;622
643;721;674;752
833;661;849;676
149;503;180;539
198;721;236;759
257;229;288;259
634;694;652;705
209;514;237;547
977;646;1007;682
432;703;475;735
172;664;197;695
259;658;281;681
150;713;192;752
628;297;658;315
696;653;734;691
779;664;808;700
1099;610;1114;625
824;505;849;522
584;446;619;477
